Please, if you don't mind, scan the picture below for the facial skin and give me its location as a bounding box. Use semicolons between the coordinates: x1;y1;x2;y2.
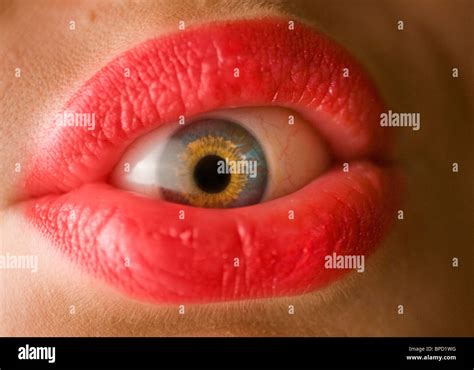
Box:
0;0;472;336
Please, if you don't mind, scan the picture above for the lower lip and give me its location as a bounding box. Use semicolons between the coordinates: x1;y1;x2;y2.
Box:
27;161;401;303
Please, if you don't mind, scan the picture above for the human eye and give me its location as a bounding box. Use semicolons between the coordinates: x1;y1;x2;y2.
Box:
24;18;401;304
110;106;330;208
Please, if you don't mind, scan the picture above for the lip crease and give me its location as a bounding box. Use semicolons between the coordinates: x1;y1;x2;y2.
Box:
23;18;402;304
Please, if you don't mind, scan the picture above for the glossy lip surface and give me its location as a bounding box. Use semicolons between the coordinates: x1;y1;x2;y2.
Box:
24;18;401;304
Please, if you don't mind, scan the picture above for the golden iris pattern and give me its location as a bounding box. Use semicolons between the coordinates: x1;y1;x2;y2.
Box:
157;118;268;208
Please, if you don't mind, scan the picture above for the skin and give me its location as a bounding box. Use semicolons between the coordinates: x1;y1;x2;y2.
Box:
0;0;472;336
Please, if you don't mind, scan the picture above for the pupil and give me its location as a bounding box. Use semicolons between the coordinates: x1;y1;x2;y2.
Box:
193;155;231;193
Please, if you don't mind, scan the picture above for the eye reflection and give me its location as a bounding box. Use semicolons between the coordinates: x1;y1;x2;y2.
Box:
110;107;331;207
158;118;268;208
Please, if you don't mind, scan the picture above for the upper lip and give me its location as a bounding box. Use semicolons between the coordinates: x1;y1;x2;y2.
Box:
25;17;392;197
23;17;401;304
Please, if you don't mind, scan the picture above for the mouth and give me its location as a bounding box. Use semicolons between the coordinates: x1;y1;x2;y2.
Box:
23;18;402;304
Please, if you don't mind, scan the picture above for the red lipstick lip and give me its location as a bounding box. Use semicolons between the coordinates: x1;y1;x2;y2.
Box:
23;18;401;304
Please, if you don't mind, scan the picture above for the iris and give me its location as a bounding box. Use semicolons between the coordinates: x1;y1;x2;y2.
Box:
157;118;268;208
